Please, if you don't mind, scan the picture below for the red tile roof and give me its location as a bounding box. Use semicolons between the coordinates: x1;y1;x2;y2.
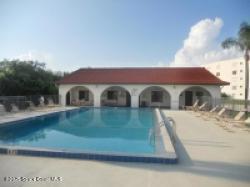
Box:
58;67;229;85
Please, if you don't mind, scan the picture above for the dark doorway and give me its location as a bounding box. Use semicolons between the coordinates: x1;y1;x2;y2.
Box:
66;92;70;105
185;91;193;106
126;92;131;107
151;91;163;102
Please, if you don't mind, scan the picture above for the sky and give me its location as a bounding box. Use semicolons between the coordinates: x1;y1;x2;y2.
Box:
0;0;249;71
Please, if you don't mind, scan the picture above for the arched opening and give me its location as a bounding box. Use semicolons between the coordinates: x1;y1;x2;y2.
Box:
66;92;70;105
65;86;94;106
139;86;171;108
101;86;131;107
179;86;212;109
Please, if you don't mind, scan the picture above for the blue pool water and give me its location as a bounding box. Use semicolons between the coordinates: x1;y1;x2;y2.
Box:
0;108;156;154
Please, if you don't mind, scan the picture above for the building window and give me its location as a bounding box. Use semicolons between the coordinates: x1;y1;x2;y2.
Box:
240;85;243;88
232;70;237;75
151;91;163;102
240;69;243;73
240;93;243;96
240;62;243;65
240;77;243;80
79;90;89;101
232;86;237;90
216;72;220;76
107;91;118;100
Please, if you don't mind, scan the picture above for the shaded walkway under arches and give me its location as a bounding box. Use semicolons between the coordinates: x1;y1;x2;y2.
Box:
179;86;212;109
139;86;171;108
100;86;131;107
65;86;94;106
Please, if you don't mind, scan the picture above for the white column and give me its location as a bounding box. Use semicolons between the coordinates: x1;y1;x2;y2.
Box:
170;86;179;110
130;87;139;108
94;92;101;107
60;94;66;106
171;98;179;110
131;95;139;108
59;87;67;106
211;86;221;107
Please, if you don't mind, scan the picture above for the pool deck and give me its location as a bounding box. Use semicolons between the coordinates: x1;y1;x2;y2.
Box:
0;110;250;187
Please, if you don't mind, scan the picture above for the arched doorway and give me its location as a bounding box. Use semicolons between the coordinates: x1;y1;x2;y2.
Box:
139;86;171;108
65;86;94;106
179;86;212;109
101;86;131;107
66;92;71;105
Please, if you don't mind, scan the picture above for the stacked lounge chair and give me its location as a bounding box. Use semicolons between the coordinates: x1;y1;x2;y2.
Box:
214;107;227;121
11;104;19;113
219;111;245;128
47;98;56;107
185;99;199;110
0;104;6;116
200;105;219;118
194;101;208;112
201;107;227;121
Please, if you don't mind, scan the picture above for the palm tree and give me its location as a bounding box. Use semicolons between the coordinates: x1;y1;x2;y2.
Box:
222;22;250;115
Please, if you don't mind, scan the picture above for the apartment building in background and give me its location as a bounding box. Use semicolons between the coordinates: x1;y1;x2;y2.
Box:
204;57;249;100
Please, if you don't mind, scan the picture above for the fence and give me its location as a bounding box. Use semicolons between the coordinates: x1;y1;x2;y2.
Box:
179;96;249;119
218;97;250;112
186;96;250;112
0;95;60;112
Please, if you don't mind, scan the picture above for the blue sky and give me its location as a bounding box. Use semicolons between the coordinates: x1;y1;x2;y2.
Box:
0;0;249;71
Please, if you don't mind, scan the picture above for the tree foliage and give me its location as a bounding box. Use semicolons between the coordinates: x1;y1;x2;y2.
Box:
0;59;65;96
221;21;250;112
221;22;250;52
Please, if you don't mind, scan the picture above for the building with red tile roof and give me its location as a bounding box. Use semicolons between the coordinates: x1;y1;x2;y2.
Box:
58;67;228;85
58;67;228;109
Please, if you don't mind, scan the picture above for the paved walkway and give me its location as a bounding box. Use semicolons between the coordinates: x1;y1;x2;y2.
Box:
0;110;249;187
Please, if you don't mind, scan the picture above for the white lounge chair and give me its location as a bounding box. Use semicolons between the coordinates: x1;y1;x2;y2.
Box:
202;107;227;121
47;98;59;107
11;104;19;113
26;101;36;111
200;105;219;117
220;111;245;127
0;104;7;116
195;102;208;112
214;107;227;121
185;100;199;110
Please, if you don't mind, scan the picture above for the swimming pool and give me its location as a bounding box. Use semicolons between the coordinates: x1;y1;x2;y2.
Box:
0;107;155;154
0;107;177;164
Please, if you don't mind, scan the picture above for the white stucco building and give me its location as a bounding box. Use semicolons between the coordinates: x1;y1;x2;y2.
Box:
204;57;249;100
58;67;228;110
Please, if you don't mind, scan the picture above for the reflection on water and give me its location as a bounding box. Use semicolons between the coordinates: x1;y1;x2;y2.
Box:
0;108;155;154
100;107;131;126
0;109;86;141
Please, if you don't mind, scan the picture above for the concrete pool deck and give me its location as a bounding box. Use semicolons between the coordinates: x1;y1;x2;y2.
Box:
0;110;250;187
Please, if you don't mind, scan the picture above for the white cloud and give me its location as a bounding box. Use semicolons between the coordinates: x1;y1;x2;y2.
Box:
169;18;242;67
